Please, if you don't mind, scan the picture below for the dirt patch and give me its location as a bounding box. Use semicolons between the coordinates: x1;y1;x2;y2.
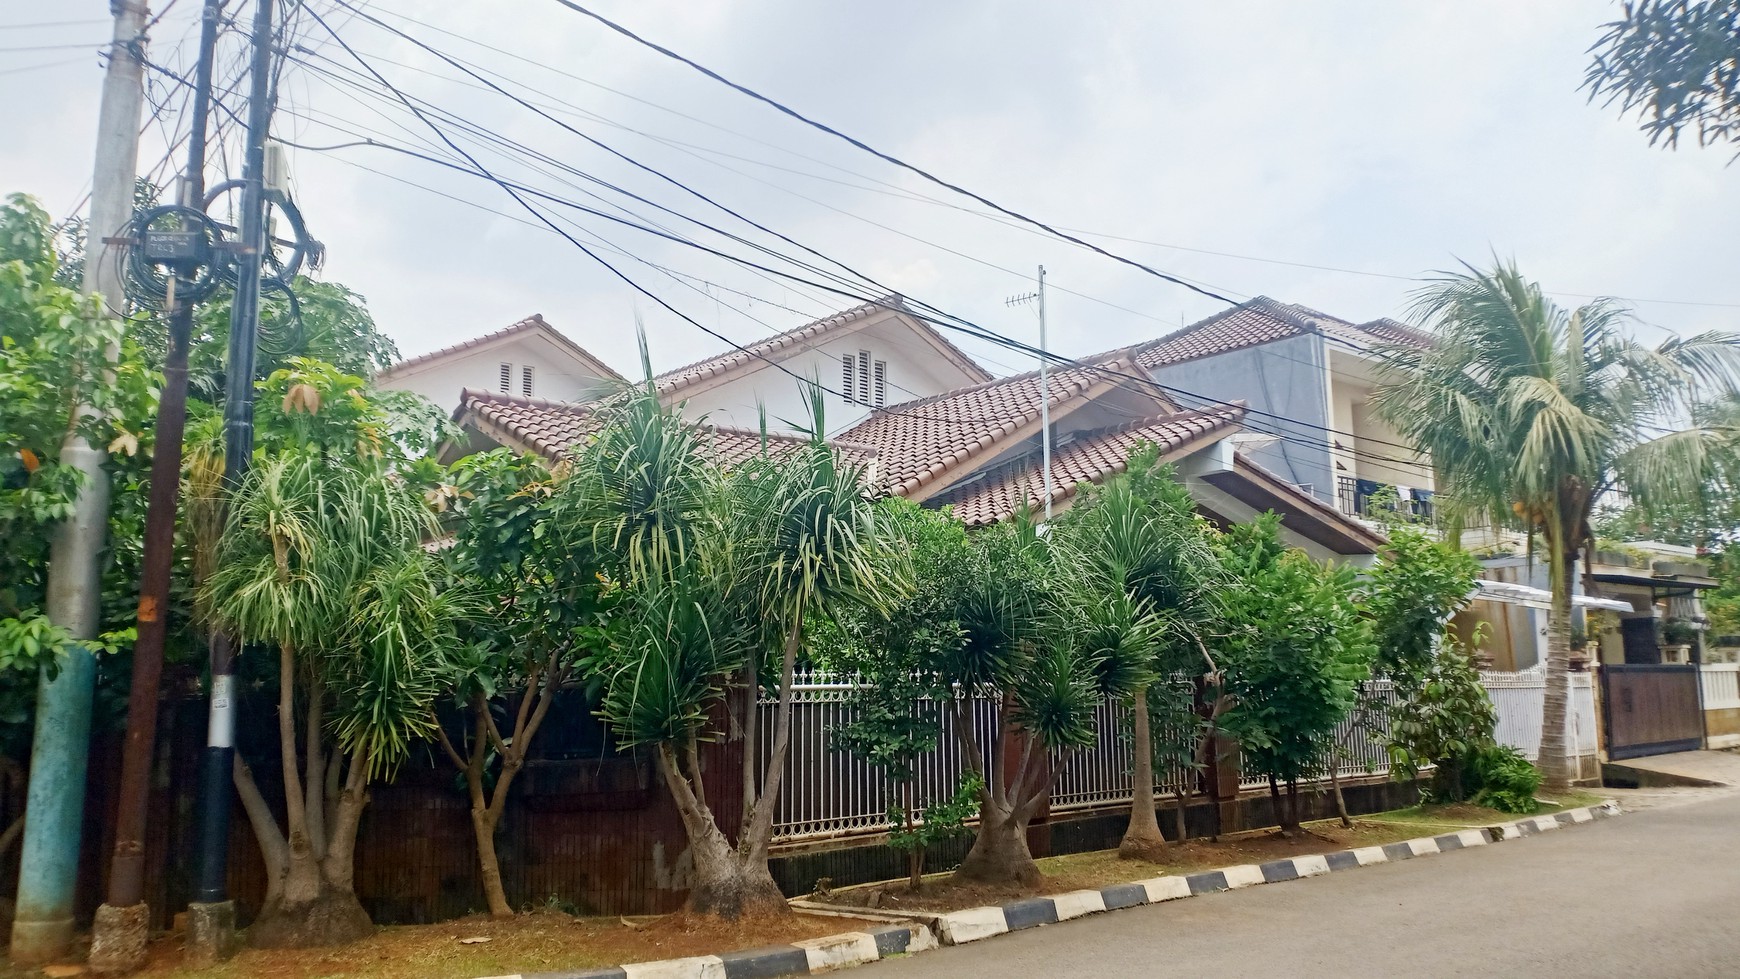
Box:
126;909;882;979
816;819;1429;914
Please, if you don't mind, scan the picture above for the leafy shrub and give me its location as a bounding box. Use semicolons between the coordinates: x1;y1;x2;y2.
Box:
1470;745;1542;814
886;771;983;886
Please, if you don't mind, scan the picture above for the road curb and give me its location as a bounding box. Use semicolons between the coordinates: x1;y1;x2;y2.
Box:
476;922;935;979
924;799;1622;946
478;800;1620;977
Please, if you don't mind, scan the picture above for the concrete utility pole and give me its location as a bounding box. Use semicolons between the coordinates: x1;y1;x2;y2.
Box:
188;0;275;963
88;0;225;970
10;1;149;966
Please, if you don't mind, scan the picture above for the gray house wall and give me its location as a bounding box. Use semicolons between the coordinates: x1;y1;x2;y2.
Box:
1150;333;1335;505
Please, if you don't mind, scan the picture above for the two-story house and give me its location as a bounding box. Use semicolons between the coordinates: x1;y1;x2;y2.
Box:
439;296;1387;564
376;313;623;415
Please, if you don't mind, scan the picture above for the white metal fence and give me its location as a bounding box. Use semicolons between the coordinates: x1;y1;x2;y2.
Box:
1480;667;1598;763
758;669;1595;844
759;671;1400;844
1701;663;1740;711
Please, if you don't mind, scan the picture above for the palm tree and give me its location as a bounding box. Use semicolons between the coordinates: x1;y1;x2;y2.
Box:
1052;449;1217;861
203;449;456;946
582;381;902;917
1374;261;1740;792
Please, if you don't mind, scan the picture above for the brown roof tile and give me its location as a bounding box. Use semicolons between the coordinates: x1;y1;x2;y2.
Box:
1115;296;1429;373
651;296;991;397
454;389;876;470
931;404;1246;527
838;356;1135;498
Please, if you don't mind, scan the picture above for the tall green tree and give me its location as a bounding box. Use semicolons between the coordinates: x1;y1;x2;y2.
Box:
825;498;976;890
944;518;1105;886
1373;261;1740;792
434;449;615;917
1214;516;1373;835
201;365;461;948
0;193;153;861
579;381;902;918
1586;1;1740;151
1052;449;1217;861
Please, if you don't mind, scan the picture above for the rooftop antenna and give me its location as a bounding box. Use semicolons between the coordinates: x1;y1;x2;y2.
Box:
1007;265;1051;522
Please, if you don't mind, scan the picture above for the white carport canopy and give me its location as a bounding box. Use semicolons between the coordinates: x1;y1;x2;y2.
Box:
1471;579;1633;613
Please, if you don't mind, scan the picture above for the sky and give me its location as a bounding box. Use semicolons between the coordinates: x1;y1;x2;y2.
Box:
3;1;1738;382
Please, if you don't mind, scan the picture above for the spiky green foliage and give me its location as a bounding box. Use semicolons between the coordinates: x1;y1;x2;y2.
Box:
1586;1;1740;152
203;450;454;777
1054;449;1220;681
1372;259;1740;790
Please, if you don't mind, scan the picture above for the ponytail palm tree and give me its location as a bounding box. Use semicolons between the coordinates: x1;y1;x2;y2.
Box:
1374;261;1740;792
580;382;902;917
203;450;456;946
1052;449;1217;861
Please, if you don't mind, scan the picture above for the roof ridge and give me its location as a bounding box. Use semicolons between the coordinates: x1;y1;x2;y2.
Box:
652;295;896;388
383;314;625;381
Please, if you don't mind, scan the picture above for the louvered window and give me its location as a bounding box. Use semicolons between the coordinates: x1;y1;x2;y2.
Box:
498;362;512;393
842;354;857;403
872;359;887;407
521;365;535;397
857;350;872;405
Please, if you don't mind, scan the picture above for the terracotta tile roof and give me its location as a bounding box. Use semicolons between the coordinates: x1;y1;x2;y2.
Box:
838;355;1142;499
651;296;992;397
1354;317;1435;348
931;405;1247;527
380;314;624;382
1119;297;1428;372
454;389;876;470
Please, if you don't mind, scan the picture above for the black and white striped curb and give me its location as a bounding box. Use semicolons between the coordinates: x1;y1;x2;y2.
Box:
478;800;1619;977
478;922;935;979
929;799;1622;945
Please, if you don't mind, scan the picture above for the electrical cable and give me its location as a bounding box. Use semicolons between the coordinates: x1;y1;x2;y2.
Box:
264;98;1434;465
543;0;1238;306
301;4;1051;433
247;16;1447;472
271;18;1419;456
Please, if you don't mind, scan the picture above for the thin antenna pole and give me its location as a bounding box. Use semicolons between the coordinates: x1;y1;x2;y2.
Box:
1038;264;1051;523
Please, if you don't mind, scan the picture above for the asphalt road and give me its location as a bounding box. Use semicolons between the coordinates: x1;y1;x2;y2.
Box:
866;789;1740;978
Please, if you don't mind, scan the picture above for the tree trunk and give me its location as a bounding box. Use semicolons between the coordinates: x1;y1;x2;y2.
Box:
1172;787;1190;843
1268;775;1286;835
904;781;923;891
1327;761;1352;828
471;808;511;917
1119;685;1168;861
1537;538;1575;795
953;800;1042;886
241;647;376;948
653;744;786;918
1285;779;1301;834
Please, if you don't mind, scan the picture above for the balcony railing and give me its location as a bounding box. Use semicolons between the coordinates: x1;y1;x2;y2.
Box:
1337;475;1434;522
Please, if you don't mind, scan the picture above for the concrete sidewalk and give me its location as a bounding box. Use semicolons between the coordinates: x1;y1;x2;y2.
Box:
1603;748;1740;787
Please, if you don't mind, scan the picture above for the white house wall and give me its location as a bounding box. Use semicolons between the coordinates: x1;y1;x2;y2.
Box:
671;317;977;435
380;335;616;413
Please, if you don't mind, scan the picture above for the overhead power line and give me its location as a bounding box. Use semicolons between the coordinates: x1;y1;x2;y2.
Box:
542;0;1239;307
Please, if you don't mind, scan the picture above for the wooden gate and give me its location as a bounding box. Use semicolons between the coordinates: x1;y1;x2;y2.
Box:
1601;664;1705;760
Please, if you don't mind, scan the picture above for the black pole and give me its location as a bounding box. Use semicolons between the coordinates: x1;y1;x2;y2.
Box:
194;0;274;910
95;0;224;939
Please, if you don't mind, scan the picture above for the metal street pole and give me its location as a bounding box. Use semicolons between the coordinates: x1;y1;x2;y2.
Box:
89;1;225;970
187;0;274;963
9;1;148;965
1037;265;1051;523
